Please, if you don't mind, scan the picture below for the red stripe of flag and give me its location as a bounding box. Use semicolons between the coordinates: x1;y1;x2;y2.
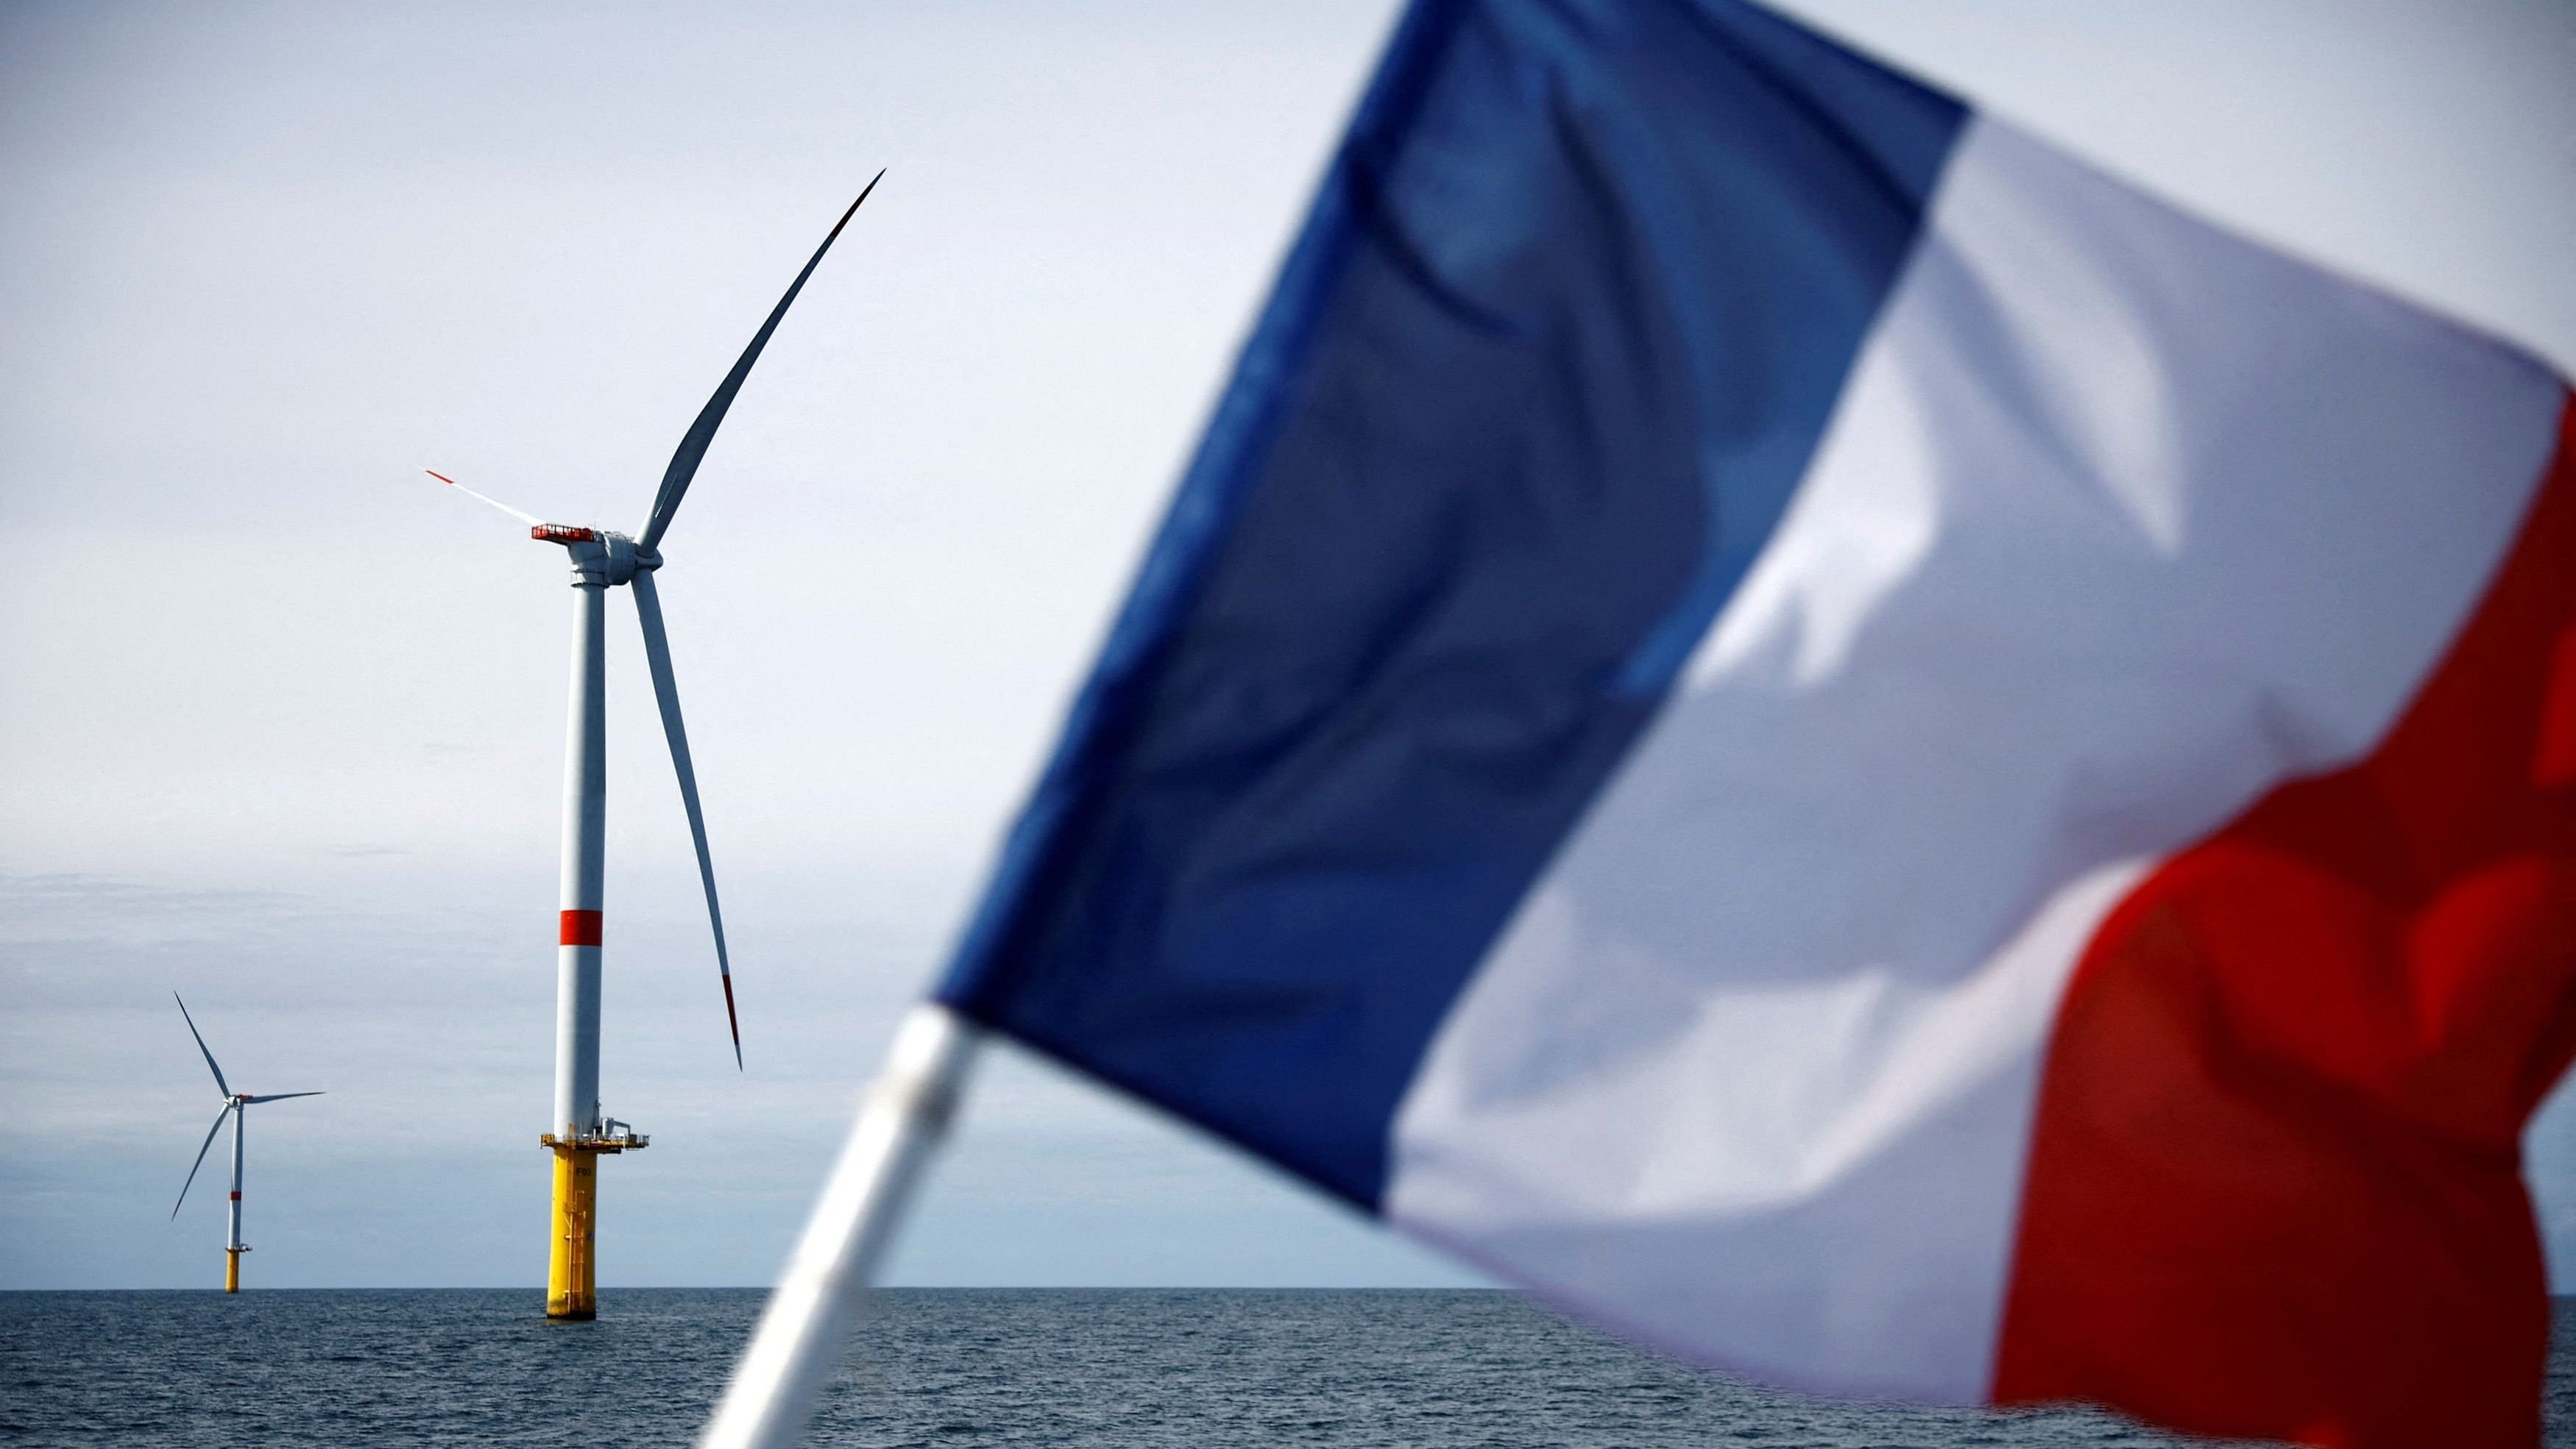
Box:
1996;399;2576;1448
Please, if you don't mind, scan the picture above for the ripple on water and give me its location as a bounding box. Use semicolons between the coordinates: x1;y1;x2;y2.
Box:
4;1289;2567;1447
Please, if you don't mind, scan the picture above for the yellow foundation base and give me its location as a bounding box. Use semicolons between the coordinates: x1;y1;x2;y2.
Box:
546;1146;598;1319
224;1250;241;1294
540;1129;642;1320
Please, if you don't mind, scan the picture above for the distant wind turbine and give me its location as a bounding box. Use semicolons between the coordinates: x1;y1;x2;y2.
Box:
170;993;322;1293
429;172;882;1322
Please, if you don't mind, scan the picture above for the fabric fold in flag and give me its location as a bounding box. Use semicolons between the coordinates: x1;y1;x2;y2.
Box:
934;1;2576;1444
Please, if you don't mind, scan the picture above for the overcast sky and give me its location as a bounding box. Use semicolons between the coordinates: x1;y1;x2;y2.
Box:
4;0;2572;1294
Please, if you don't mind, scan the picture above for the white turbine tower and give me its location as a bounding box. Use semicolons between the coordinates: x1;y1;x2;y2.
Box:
170;993;322;1293
434;175;882;1321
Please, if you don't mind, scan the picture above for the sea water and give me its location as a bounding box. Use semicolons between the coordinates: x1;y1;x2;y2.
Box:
6;1288;2572;1447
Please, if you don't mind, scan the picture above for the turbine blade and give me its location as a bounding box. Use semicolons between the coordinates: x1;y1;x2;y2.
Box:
243;1091;325;1104
172;1107;229;1219
631;570;742;1067
173;993;230;1097
426;469;545;528
637;172;882;552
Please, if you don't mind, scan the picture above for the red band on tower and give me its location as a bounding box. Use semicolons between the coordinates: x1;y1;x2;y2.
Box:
559;910;603;947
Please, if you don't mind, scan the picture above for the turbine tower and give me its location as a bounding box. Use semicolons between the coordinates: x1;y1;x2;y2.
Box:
435;176;880;1321
170;993;322;1292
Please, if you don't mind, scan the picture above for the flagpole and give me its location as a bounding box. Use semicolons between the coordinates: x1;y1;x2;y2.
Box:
698;1003;980;1449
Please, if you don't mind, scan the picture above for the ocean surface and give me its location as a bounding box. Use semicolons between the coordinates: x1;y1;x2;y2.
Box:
5;1288;2573;1447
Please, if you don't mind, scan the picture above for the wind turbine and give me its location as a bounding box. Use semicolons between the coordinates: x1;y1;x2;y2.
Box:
431;175;881;1321
170;993;322;1293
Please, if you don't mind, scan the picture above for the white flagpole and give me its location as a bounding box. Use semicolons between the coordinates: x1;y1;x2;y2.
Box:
697;1002;980;1449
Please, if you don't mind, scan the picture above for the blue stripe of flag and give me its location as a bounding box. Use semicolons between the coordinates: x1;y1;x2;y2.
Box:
937;0;1967;1208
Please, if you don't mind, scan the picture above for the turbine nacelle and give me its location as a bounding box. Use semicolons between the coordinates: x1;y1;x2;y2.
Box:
534;525;659;588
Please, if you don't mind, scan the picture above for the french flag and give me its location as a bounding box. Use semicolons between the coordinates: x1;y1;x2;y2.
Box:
935;1;2576;1442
